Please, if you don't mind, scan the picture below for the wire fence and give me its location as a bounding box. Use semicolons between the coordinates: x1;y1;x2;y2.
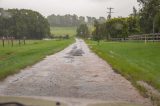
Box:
110;33;160;42
0;36;26;47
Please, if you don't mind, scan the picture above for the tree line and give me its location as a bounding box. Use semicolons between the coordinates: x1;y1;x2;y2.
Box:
77;0;160;41
0;8;50;39
47;14;106;27
138;0;160;33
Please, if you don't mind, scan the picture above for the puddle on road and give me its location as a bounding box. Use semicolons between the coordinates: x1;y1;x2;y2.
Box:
64;44;85;63
68;45;85;56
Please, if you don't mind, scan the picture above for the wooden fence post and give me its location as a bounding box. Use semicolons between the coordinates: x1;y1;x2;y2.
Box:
11;37;14;47
2;36;5;47
145;35;147;44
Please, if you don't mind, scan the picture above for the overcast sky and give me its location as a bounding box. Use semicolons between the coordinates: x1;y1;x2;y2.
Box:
0;0;139;18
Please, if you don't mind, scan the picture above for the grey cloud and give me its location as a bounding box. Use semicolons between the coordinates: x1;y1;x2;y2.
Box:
0;0;139;18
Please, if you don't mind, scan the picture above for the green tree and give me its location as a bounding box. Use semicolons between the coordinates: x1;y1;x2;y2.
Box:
138;0;160;33
154;13;160;32
76;24;89;38
0;8;50;39
127;7;140;34
92;20;107;43
105;18;129;39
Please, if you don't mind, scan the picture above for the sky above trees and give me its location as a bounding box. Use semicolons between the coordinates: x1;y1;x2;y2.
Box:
0;0;139;18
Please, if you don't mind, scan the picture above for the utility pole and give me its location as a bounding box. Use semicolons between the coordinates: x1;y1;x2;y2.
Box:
107;7;114;19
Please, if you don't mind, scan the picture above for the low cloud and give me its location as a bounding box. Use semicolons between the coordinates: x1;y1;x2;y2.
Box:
0;0;139;18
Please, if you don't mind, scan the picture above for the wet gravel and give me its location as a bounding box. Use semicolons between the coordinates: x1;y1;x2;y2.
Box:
0;39;151;106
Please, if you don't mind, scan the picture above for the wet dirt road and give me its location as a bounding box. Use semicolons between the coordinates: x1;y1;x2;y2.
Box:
0;39;151;105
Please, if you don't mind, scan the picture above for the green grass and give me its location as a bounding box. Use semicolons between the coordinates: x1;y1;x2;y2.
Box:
0;39;74;80
86;40;160;91
50;27;77;37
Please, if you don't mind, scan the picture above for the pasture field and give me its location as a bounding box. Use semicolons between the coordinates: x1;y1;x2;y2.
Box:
0;39;74;80
87;40;160;91
50;27;77;37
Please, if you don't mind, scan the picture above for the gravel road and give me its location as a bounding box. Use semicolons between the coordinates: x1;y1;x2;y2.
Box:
0;39;151;106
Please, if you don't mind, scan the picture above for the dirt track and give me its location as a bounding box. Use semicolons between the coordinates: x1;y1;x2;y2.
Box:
0;39;151;105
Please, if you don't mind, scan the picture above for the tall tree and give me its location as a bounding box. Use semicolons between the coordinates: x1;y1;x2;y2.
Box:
92;20;103;43
76;24;89;38
0;8;50;39
138;0;160;33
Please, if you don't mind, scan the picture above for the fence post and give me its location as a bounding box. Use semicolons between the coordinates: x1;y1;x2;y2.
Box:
11;37;14;47
2;36;5;47
145;35;147;44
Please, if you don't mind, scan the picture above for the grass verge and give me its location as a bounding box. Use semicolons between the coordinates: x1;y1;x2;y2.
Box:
0;39;74;80
50;27;77;37
86;40;160;104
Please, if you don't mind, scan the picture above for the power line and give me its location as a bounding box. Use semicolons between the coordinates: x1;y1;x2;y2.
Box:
107;7;114;19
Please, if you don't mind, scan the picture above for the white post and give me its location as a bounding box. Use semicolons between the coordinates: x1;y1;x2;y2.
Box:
145;35;147;44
